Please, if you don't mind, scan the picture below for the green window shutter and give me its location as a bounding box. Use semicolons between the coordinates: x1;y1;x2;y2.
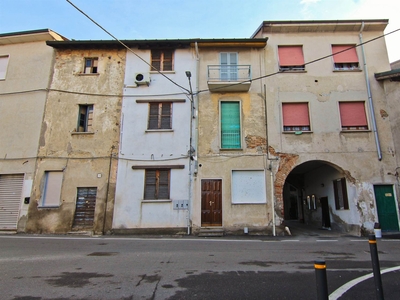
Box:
221;102;241;149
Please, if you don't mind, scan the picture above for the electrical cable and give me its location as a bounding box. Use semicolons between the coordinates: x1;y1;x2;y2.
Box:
66;0;190;94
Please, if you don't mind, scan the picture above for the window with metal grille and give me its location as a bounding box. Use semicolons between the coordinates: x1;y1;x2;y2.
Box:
77;105;94;132
339;101;368;131
282;103;310;132
332;45;359;71
333;178;349;210
151;49;173;71
144;169;170;200
83;58;98;74
148;102;172;130
278;46;305;71
221;101;241;149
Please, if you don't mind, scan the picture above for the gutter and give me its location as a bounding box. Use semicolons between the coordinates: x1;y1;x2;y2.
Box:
359;22;382;161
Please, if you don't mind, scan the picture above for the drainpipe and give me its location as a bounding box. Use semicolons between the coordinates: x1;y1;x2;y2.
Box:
186;42;199;235
359;22;382;161
263;83;278;236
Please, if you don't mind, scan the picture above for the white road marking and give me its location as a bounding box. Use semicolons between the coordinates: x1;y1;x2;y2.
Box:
329;265;400;300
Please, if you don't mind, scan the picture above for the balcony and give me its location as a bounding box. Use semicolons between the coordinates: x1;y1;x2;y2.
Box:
207;65;251;92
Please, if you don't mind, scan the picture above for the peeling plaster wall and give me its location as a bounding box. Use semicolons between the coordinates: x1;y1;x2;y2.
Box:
193;46;273;234
263;28;397;234
0;39;59;231
25;48;125;234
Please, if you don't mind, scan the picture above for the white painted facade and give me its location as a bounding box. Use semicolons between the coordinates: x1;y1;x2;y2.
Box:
113;45;196;231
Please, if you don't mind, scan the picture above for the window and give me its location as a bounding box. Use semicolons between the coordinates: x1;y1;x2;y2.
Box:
148;102;172;130
339;101;368;130
0;55;10;80
40;171;63;207
151;49;173;71
221;101;241;149
282;103;310;132
77;105;94;132
278;46;305;71
84;58;98;74
144;169;170;200
333;178;349;210
332;45;359;71
232;170;266;204
220;52;238;80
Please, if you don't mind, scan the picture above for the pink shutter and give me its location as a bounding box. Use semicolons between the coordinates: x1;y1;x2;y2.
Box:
278;46;304;66
282;103;309;126
339;102;367;126
332;45;358;63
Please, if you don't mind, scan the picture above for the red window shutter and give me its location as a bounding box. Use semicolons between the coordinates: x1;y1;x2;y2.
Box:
282;103;309;126
339;102;367;126
332;45;358;63
278;46;304;66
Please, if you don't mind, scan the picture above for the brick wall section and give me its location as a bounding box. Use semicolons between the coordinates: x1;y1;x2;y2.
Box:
245;135;267;152
270;146;299;218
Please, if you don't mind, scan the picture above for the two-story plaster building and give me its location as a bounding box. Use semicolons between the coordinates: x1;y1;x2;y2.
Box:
0;29;67;232
248;19;398;235
25;40;126;234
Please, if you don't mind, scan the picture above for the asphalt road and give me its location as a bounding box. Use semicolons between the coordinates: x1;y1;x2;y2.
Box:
1;234;399;300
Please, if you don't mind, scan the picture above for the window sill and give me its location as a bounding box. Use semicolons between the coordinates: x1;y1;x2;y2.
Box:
38;205;60;209
141;199;171;203
283;131;312;134
145;129;174;133
150;71;175;74
220;148;243;151
340;129;370;133
333;69;362;72
71;131;95;135
232;202;267;205
77;73;100;76
279;70;306;73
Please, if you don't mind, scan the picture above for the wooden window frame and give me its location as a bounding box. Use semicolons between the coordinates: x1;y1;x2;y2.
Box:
333;177;349;210
77;104;94;132
151;49;174;71
282;102;311;132
144;169;170;200
148;102;172;130
84;57;98;74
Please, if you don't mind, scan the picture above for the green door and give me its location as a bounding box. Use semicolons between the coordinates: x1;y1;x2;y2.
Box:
373;185;399;231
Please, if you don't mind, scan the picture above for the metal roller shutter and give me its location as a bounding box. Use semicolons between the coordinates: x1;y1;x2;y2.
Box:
0;174;24;229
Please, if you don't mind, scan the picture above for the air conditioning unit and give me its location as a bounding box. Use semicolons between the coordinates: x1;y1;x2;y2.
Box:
135;72;150;86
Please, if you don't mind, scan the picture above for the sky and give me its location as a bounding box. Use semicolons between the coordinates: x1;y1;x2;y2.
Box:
1;0;399;62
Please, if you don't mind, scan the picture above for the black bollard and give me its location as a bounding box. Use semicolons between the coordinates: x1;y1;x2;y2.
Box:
369;234;384;300
315;260;329;300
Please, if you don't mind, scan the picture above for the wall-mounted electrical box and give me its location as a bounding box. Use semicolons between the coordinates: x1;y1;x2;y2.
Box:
173;200;188;210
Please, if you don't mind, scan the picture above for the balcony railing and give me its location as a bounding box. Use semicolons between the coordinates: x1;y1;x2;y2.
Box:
207;65;252;92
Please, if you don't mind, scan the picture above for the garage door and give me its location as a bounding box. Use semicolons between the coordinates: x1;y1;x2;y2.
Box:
0;174;24;229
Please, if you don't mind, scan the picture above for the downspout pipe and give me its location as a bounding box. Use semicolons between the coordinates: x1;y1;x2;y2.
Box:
359;22;382;161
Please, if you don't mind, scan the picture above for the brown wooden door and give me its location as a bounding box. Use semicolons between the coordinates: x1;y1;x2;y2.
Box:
201;179;222;226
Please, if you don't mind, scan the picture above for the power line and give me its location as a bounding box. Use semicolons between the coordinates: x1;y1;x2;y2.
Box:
66;0;190;94
195;27;400;94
